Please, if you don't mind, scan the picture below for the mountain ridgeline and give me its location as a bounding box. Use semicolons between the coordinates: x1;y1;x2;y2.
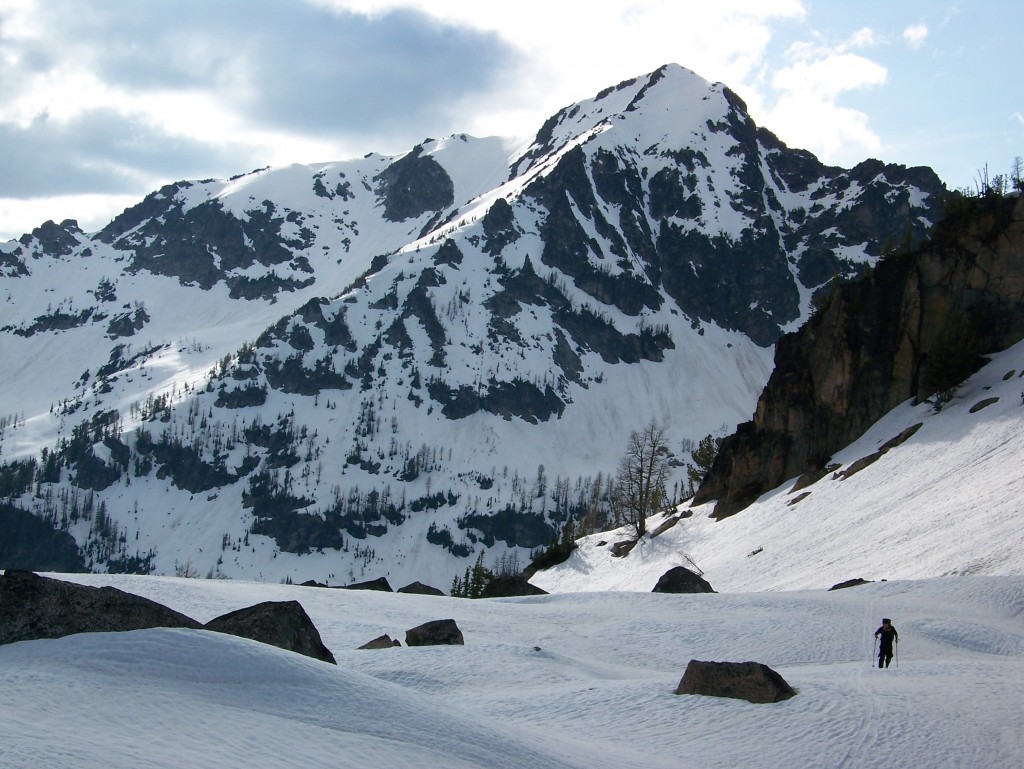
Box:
0;64;946;585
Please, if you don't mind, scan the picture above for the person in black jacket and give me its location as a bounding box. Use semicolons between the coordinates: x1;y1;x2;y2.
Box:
874;618;899;668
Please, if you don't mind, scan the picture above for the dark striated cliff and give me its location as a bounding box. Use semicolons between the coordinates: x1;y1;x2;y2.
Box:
695;193;1024;518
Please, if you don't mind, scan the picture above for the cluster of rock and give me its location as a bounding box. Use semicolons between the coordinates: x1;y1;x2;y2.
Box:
2;570;800;706
356;618;465;650
0;571;465;663
301;576;446;595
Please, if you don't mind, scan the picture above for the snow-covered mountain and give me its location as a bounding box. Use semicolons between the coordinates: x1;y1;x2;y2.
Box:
0;64;946;586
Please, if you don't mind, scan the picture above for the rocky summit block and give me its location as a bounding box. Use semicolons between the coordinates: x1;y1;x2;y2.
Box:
675;659;796;704
0;570;201;645
205;600;336;664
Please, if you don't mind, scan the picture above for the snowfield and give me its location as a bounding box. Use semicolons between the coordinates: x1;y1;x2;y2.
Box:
1;572;1022;769
534;339;1024;595
3;317;1024;769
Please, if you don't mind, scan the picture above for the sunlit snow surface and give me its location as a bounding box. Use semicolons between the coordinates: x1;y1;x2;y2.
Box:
3;318;1024;769
534;339;1024;594
2;571;1022;769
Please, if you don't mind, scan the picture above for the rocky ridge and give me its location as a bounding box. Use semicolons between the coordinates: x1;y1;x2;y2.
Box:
695;193;1024;518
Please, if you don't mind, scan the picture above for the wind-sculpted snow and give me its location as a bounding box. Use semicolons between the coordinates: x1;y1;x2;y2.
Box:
0;63;945;586
1;572;1022;768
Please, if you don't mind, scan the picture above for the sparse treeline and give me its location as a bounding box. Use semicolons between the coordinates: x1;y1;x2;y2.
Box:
0;305;723;574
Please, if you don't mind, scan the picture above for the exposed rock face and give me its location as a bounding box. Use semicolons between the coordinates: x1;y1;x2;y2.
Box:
374;145;454;222
405;618;464;646
696;194;1024;518
675;659;796;703
652;566;714;593
479;575;548;598
205;600;336;664
0;570;201;645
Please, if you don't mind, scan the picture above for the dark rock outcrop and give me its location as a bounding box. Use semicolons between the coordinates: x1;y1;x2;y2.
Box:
358;634;401;649
397;581;445;596
695;194;1024;518
204;600;336;664
479;575;548;598
829;578;872;591
652;566;715;593
374;145;454;222
610;539;638;557
675;659;796;703
342;577;393;592
405;618;464;646
0;570;201;645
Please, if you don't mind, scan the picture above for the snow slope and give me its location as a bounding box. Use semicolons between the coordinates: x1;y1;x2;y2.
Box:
2;570;1022;769
534;339;1024;594
3;338;1023;767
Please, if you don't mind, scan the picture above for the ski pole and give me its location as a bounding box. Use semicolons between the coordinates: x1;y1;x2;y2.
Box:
873;637;878;668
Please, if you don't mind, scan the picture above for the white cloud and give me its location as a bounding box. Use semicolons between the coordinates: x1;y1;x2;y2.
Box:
747;27;888;164
903;23;929;49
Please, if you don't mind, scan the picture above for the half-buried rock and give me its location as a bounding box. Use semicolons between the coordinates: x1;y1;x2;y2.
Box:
0;570;201;645
405;618;464;646
675;660;796;703
358;634;401;649
205;600;336;664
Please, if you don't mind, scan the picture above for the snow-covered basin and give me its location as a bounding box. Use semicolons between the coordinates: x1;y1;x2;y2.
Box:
1;572;1022;769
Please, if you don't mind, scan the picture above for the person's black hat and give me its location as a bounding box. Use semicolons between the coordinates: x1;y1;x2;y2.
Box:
882;618;891;623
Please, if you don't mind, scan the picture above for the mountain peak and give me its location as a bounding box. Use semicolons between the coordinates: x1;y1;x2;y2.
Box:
0;65;947;586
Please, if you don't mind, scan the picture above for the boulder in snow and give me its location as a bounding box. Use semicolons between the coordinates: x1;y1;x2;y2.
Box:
675;659;796;703
652;566;715;593
480;575;548;598
0;570;201;645
342;577;393;592
397;581;445;596
359;634;402;650
405;618;464;647
828;577;873;591
205;600;336;664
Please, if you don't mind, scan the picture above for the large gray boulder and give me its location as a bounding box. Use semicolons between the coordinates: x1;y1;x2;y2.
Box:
675;659;796;703
405;618;464;647
652;566;715;593
0;570;201;645
205;600;336;664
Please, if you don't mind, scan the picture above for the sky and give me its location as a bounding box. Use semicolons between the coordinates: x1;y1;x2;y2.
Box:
0;0;1021;241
